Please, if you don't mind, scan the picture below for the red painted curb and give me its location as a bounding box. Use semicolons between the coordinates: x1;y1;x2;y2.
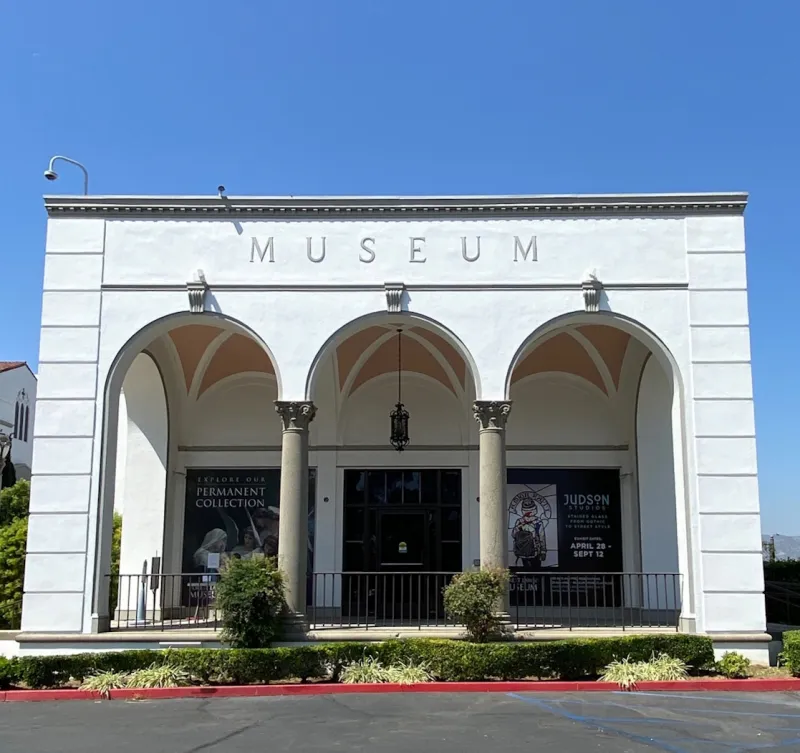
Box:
3;678;800;702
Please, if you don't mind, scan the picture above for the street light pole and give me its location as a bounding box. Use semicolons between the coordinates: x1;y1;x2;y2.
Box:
44;155;89;195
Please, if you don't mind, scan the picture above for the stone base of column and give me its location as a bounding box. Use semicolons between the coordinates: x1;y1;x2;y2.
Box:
282;612;309;638
679;615;697;633
91;614;110;633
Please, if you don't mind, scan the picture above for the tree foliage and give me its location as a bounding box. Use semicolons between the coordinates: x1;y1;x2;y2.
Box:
0;480;30;630
109;513;123;615
0;517;27;630
0;479;29;527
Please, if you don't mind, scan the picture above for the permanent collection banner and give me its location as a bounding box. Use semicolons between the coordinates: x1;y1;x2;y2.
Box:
506;468;623;607
181;468;316;599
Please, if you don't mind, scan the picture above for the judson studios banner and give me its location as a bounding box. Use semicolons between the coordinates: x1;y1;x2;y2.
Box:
506;468;623;606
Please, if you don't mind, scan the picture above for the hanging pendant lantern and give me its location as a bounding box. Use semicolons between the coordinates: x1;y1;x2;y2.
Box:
390;328;410;451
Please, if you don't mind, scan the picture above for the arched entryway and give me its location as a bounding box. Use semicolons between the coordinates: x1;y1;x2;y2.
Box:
92;313;282;630
304;313;479;625
504;312;691;628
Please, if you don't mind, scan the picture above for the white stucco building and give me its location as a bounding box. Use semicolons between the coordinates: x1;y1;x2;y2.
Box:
0;361;36;481
20;192;767;659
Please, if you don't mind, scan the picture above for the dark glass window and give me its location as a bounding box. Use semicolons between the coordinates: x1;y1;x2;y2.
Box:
342;470;462;572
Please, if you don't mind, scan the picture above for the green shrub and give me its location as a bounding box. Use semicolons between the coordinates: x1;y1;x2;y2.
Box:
715;651;751;679
443;568;510;642
2;634;715;689
215;556;286;648
783;631;800;676
80;671;129;698
0;479;30;526
0;480;30;630
0;656;14;689
385;659;434;684
0;517;27;630
601;653;689;690
340;656;391;684
127;663;192;689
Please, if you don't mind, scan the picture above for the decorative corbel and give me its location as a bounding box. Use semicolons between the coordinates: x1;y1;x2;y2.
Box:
581;269;603;312
187;270;208;314
384;281;405;314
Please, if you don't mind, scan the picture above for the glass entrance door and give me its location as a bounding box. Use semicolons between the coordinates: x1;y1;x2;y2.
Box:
378;510;428;570
341;469;462;623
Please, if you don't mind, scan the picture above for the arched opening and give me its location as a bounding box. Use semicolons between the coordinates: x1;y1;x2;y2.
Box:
305;313;479;625
505;313;690;628
92;313;282;630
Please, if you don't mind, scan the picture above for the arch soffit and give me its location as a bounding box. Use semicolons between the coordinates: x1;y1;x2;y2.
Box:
305;311;482;401
105;311;283;401
339;327;467;400
504;311;683;401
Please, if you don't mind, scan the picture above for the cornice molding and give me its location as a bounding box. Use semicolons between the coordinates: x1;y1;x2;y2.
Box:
44;192;748;219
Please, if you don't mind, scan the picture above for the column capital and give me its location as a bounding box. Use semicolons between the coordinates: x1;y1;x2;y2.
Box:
473;400;512;431
275;401;317;431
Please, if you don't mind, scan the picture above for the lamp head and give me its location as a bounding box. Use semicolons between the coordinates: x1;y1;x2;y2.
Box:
43;169;58;181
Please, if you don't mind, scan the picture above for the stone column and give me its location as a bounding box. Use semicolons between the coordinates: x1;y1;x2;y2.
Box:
275;400;316;631
473;400;512;610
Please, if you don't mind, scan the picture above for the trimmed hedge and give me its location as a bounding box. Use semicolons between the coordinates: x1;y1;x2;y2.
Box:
0;635;714;689
783;630;800;676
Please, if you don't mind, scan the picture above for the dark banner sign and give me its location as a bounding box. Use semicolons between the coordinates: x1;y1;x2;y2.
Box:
506;468;623;607
182;468;316;603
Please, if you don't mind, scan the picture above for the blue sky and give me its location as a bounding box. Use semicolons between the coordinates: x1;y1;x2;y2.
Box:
1;2;797;532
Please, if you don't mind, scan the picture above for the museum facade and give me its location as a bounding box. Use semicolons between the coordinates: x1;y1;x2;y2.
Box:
21;192;767;658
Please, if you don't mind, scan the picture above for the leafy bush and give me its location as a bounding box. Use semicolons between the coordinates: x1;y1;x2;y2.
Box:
385;659;433;684
601;652;689;690
339;656;433;685
0;517;27;630
0;634;714;689
0;479;30;526
215;556;286;648
784;631;800;676
649;652;690;681
340;656;391;684
0;656;14;690
127;663;191;689
80;671;129;698
443;568;510;642
0;479;30;630
715;651;751;679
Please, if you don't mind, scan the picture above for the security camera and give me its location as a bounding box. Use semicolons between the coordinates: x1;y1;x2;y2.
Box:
44;170;58;181
217;185;226;197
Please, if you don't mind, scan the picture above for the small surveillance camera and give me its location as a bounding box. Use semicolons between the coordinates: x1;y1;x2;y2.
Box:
217;185;226;196
44;170;58;181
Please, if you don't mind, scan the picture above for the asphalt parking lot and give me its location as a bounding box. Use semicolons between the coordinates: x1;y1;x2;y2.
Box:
3;691;800;752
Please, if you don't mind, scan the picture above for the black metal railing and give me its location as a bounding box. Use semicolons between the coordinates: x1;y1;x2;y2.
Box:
765;581;800;626
310;572;458;629
510;572;682;630
108;573;221;631
107;571;682;632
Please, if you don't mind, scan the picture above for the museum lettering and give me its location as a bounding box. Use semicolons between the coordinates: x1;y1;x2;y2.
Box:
250;234;538;264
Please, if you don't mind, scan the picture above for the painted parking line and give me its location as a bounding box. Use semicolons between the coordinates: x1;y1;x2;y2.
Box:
611;690;800;706
507;693;800;753
507;693;693;753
